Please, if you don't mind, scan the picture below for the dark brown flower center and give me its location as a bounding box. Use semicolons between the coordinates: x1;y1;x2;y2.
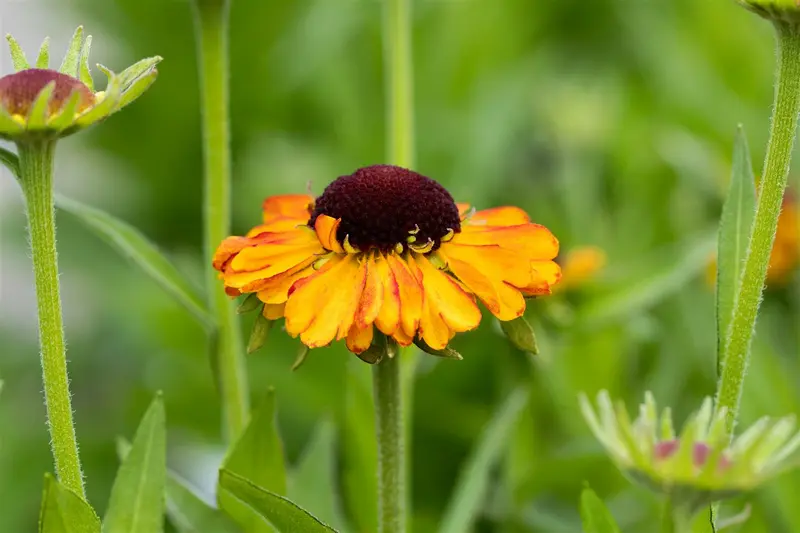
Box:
309;165;461;252
0;69;94;118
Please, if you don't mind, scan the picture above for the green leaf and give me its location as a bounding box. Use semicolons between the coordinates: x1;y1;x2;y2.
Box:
166;472;241;533
118;70;159;111
55;195;212;329
578;230;716;327
5;34;29;71
103;394;166;533
288;420;350;532
438;387;529;533
0;146;20;179
59;27;84;77
38;474;101;533
118;56;162;88
237;294;261;314
341;358;377;532
579;486;621;533
499;316;539;355
218;389;286;533
218;471;338;533
36;37;50;69
716;126;756;374
78;36;94;92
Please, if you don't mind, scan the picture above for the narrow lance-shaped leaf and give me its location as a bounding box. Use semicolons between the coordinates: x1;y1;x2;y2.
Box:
218;389;287;533
579;486;622;533
438;387;529;533
716;126;756;374
39;474;101;533
5;34;29;71
166;472;241;533
55;195;212;330
219;471;338;533
102;394;166;533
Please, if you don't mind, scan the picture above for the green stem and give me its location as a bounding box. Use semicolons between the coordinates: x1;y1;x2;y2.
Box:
375;1;414;532
18;141;85;498
661;500;695;533
716;22;800;435
193;0;249;441
373;356;405;533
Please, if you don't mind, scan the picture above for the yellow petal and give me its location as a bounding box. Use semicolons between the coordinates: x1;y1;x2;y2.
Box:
256;258;316;304
415;253;481;333
314;214;345;253
262;194;313;224
387;253;422;338
374;253;401;335
263;303;285;320
442;242;531;288
356;254;384;328
467;206;530;226
454;223;558;259
225;243;322;289
392;327;414;347
346;323;374;354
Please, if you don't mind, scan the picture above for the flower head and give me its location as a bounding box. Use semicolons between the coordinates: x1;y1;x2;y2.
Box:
554;245;606;292
581;391;800;510
214;165;561;360
0;27;160;142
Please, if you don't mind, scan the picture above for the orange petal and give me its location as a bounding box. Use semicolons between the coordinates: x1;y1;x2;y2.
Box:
454;224;558;259
246;219;305;236
262;194;313;223
285;256;367;348
314;215;345;253
387;253;423;338
255;257;316;304
374;254;401;335
531;260;562;287
346;324;374;354
392;327;414;347
263;303;285;320
467;206;530;227
225;243;323;289
213;236;253;271
442;242;532;288
356;255;384;328
415;254;481;333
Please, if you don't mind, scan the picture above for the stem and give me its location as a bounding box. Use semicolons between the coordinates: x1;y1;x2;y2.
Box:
193;0;249;441
375;1;414;532
18;141;85;498
716;22;800;435
661;500;695;533
373;356;405;533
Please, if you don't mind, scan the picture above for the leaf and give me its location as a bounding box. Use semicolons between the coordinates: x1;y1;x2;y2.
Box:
341;358;377;533
0;146;20;179
438;387;529;533
288;420;350;532
102;394;166;533
166;472;241;533
55;195;212;329
579;486;621;533
5;34;29;71
578;230;716;327
218;470;338;533
716;126;756;374
58;27;84;77
218;389;286;533
499;316;539;355
38;474;101;533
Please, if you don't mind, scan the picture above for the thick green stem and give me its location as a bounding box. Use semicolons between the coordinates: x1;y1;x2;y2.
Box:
375;0;414;532
661;500;695;533
18;141;85;498
373;356;405;533
193;0;249;441
716;22;800;435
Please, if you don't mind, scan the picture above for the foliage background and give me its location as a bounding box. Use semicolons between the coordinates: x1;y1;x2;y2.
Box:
0;0;798;531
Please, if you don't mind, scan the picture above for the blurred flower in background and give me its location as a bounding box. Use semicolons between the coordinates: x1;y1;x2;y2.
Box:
554;245;607;292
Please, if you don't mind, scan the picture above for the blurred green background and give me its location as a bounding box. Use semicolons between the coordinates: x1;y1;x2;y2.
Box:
1;0;799;531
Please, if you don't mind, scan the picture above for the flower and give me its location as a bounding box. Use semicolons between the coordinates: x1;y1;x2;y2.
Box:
554;245;606;292
580;391;800;511
707;195;800;287
214;165;561;358
0;27;160;142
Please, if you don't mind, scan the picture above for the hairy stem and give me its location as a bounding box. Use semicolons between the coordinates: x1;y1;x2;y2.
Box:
18;141;85;498
373;356;405;533
193;0;249;441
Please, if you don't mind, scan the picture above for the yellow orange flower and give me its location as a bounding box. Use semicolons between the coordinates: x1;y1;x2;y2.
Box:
555;245;606;291
214;165;561;356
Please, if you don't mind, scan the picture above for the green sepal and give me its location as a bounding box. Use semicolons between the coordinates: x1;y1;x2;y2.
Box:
75;66;120;127
58;27;84;77
78;36;94;92
118;56;162;88
354;332;388;365
292;345;310;371
38;474;101;533
118;70;158;111
499;315;539;355
247;314;273;354
27;82;56;130
413;337;462;360
0;107;24;137
48;91;83;131
5;34;29;71
35;37;50;69
237;293;262;314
